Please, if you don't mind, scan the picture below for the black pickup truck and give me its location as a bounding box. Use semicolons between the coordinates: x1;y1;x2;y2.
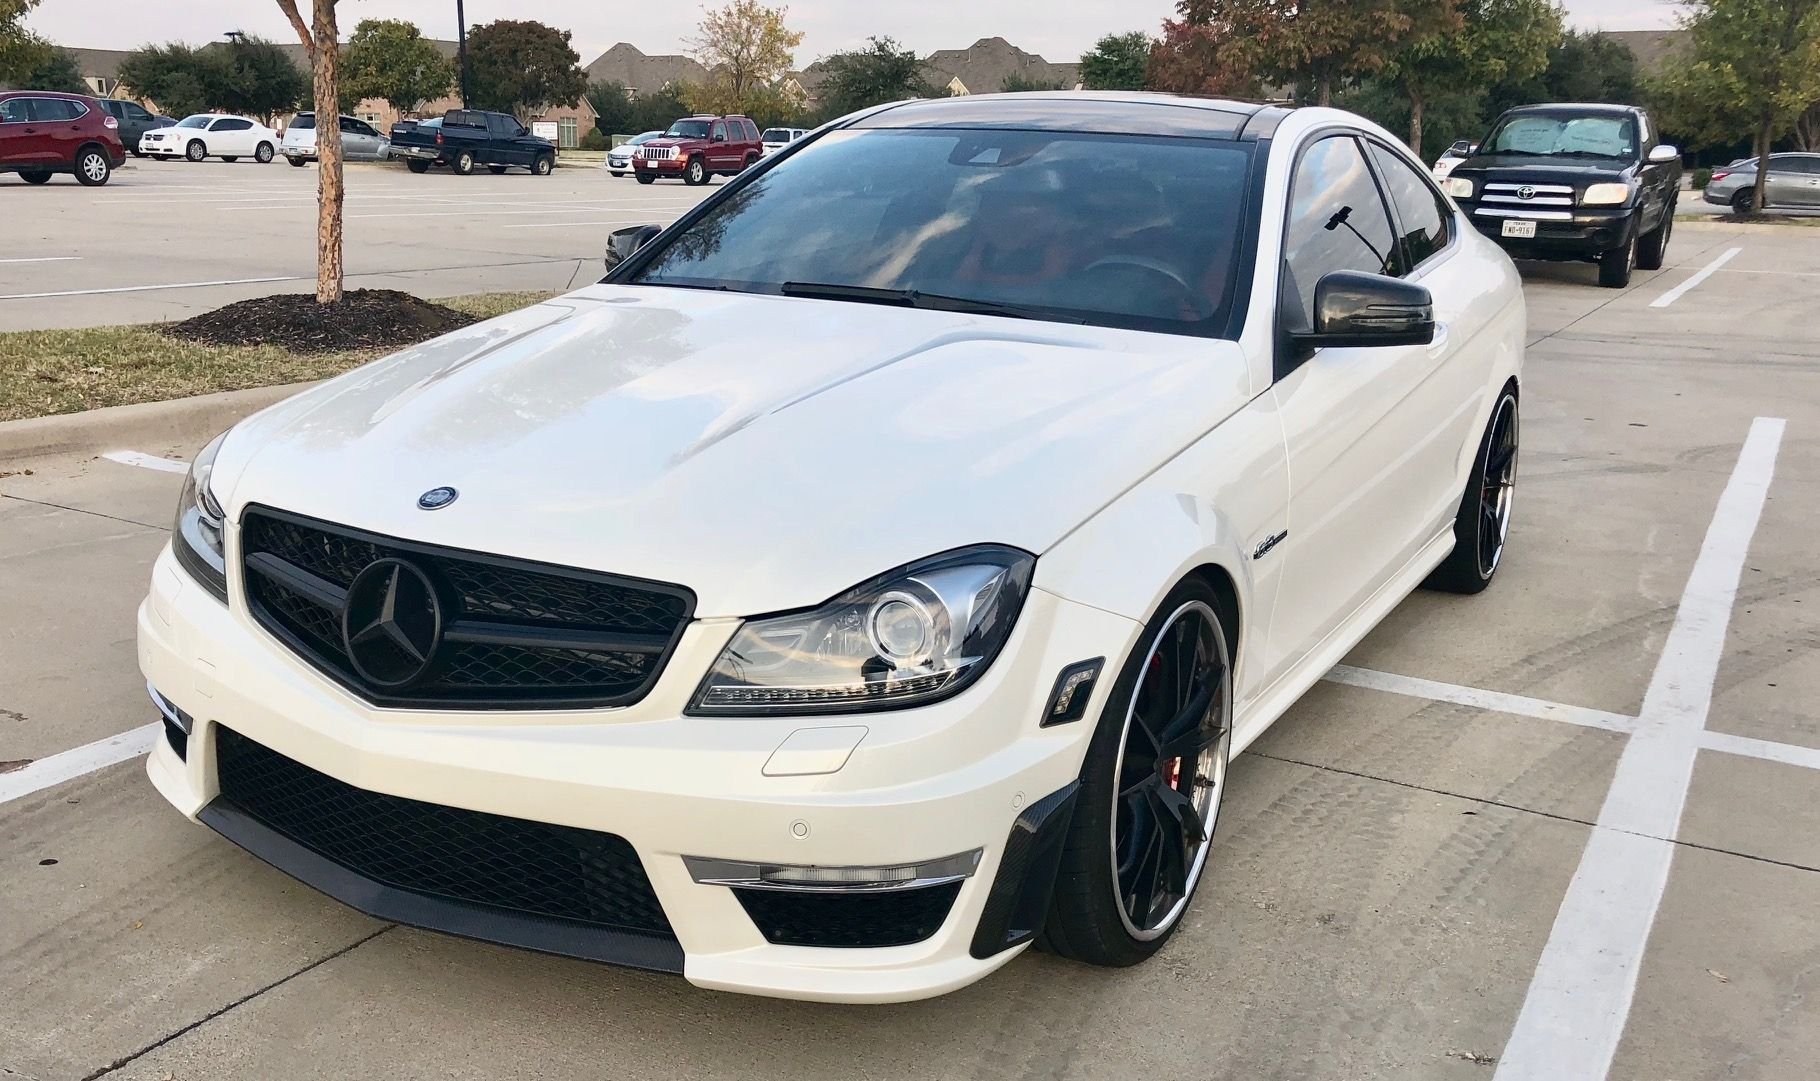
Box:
1440;103;1680;288
388;109;557;176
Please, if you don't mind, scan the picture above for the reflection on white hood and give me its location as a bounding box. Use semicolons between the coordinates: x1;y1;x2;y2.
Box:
216;286;1252;615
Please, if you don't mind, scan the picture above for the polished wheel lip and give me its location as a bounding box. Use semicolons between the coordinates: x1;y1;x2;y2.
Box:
1478;394;1518;578
1107;599;1230;942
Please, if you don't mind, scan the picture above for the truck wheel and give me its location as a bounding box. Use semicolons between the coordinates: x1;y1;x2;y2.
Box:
1635;203;1673;271
487;164;508;175
636;173;656;185
186;141;207;162
452;150;475;176
287;156;308;167
532;154;554;176
683;157;707;185
1598;233;1635;289
406;159;430;174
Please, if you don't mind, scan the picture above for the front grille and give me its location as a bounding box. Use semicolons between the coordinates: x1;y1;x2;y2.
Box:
213;725;674;938
733;883;963;948
1482;182;1575;208
239;506;693;709
641;146;678;161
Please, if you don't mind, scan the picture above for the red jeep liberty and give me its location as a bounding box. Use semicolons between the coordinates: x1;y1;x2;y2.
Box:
633;115;763;185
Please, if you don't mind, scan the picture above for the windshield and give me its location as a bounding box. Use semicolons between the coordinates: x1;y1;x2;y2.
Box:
1481;113;1638;160
628;128;1254;337
629;131;659;144
290;114;315;130
762;128;792;142
665;119;712;139
177;115;210;129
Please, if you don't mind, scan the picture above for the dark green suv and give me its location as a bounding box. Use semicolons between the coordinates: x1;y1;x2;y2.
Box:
98;99;172;156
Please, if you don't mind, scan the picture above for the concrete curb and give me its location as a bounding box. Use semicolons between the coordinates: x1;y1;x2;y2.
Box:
0;382;316;464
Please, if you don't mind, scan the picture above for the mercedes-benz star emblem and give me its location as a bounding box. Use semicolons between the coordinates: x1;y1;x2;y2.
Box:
418;486;459;510
341;558;444;688
1517;185;1536;200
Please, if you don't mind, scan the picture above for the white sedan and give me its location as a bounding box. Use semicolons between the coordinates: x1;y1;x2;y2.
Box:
607;130;661;175
141;94;1523;1003
140;113;281;163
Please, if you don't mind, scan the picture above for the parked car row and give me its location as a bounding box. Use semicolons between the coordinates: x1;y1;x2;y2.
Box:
0;90;126;185
389;109;557;176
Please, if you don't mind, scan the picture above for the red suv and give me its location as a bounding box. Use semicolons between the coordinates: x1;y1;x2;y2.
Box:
0;91;127;186
634;115;763;186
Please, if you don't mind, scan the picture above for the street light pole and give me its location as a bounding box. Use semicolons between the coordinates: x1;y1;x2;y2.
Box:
456;0;470;108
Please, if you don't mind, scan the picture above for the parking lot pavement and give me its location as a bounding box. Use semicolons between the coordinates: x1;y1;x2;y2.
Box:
0;159;715;331
3;228;1819;1079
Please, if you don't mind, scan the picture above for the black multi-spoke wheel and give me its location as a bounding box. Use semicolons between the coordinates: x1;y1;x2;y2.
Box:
1426;385;1519;594
1042;579;1233;966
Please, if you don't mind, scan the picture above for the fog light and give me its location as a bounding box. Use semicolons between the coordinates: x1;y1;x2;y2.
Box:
684;850;982;893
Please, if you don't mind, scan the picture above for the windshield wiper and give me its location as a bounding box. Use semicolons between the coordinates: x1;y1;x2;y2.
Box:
779;282;1084;323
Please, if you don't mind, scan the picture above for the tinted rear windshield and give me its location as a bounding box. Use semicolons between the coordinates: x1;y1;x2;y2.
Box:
290;114;315;130
629;127;1255;338
666;119;712;139
1482;113;1638;160
762;128;793;142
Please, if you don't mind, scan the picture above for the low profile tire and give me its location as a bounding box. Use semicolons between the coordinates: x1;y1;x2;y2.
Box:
532;154;554;176
19;170;52;185
1598;233;1634;288
636;172;656;185
683;157;707;186
74;146;111;186
186;140;207;162
1636;202;1673;271
1731;188;1755;215
287;156;308;167
1040;578;1234;967
452;150;475;176
254;142;274;164
487;164;508;175
1423;385;1519;595
406;158;430;174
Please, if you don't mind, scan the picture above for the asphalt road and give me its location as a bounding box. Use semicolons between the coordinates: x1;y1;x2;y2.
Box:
4;218;1820;1080
0;158;715;331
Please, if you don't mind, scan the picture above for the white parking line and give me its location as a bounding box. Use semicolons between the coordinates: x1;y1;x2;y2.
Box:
102;450;189;474
1699;729;1820;772
1493;416;1785;1081
1649;246;1742;308
1323;665;1636;733
0;275;304;300
0;723;159;806
0;256;81;264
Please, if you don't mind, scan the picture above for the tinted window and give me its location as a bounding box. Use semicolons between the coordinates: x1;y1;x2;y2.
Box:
743;120;759;141
339;116;358;133
33;98;84;121
1367;142;1450;270
291;113;316;130
126;103;152;121
666;119;711;138
763;128;791;142
1282;135;1398;330
710;121;728;141
0;98;28;123
213;118;252;131
630;127;1255;336
177;115;210;128
1483;112;1638;160
1784;157;1820;174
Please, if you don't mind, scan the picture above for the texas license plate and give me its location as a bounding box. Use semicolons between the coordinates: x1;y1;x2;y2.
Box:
1502;220;1538;238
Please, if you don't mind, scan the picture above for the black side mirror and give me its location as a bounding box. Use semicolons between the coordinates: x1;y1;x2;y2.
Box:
1293;271;1435;348
604;224;663;271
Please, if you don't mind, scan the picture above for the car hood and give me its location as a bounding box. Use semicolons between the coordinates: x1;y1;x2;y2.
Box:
215;286;1251;616
1454;154;1635;186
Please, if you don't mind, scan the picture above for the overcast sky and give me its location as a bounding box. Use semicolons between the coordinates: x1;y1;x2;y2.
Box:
26;1;1686;63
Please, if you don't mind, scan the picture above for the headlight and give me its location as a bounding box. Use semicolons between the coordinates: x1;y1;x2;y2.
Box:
172;431;229;602
1581;183;1631;206
689;546;1034;715
1441;177;1474;199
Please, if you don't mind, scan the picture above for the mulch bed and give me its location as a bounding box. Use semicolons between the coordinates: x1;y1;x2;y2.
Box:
160;289;478;354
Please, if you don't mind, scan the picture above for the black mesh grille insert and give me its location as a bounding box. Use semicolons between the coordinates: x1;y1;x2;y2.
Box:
213;725;674;938
239;506;693;709
733;883;962;948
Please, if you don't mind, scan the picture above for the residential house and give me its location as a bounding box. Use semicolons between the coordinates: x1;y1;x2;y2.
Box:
583;43;708;98
921;37;1081;96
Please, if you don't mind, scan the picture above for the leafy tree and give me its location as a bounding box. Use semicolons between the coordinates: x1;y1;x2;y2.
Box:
1381;0;1560;156
1652;0;1820;211
684;0;804;112
276;0;347;304
629;85;690;133
118;43;220;117
1001;73;1067;92
464;19;588;123
1148;13;1265;98
1079;31;1153;91
22;44;85;93
812;35;936;116
588;80;638;136
0;0;47;87
343;19;454;115
677;77;803;126
215;34;309;122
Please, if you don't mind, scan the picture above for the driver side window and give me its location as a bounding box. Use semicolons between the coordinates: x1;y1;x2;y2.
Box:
1281;135;1398;331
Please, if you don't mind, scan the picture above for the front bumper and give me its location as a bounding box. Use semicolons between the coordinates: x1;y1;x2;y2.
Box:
635;158;686;174
1464;203;1639;259
138;542;1137;1001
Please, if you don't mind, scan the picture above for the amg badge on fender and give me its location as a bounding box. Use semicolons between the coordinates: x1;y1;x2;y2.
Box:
1253;530;1288;560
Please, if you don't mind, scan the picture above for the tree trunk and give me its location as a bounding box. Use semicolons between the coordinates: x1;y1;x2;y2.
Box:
1753;115;1773;213
1409;89;1425;160
1316;68;1333;107
311;2;343;304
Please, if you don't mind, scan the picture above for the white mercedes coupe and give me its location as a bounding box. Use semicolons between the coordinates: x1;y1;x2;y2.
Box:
141;93;1524;1003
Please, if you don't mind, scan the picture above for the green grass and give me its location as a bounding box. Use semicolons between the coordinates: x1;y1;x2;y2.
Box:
0;291;553;423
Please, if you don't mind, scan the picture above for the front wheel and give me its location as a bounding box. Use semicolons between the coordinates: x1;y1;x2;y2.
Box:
1424;386;1518;594
74;147;111;186
532;154;554;176
1598;233;1634;288
185;140;207;162
451;150;475;176
254;142;274;164
683;157;707;186
1041;580;1233;966
1636;203;1673;271
405;158;430;174
636;172;656;185
287;156;308;167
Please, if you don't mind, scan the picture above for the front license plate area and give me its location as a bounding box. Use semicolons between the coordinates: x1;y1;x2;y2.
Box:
1502;219;1538;238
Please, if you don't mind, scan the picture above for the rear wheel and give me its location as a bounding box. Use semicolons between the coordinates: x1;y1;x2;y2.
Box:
451;150;475;176
1424;385;1518;594
186;140;206;162
74;146;111;186
532;154;554;176
19;170;52;185
1041;579;1233;966
683;157;707;185
287;156;308;167
1636;202;1673;271
254;142;274;164
1732;188;1755;214
487;164;508;175
1597;233;1634;288
406;158;430;174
